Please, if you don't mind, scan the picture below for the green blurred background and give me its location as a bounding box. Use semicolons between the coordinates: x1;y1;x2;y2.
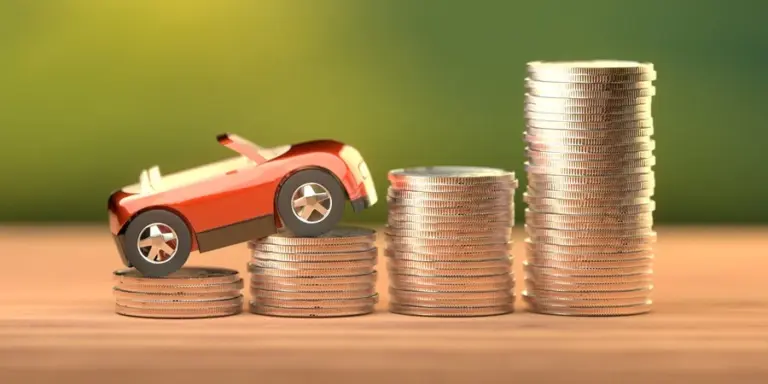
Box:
1;0;766;224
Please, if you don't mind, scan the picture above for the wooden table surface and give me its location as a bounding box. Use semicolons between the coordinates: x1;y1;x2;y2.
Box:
0;225;767;383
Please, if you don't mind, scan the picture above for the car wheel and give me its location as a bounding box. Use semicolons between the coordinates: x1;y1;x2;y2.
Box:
122;209;192;277
277;169;345;237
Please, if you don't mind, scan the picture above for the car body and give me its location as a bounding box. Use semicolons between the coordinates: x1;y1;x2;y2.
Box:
107;133;377;275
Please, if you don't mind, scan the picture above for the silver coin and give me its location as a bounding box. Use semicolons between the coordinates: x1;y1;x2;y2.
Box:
248;265;375;277
390;295;514;308
524;256;653;270
526;119;652;130
389;266;511;277
248;258;377;271
114;267;240;285
116;304;242;319
389;182;516;193
388;212;513;224
389;303;513;317
527;286;653;300
250;281;375;293
255;226;377;246
526;148;654;162
251;287;376;300
390;279;514;293
249;302;375;318
527;180;654;192
388;204;514;216
385;249;513;262
524;110;652;123
524;101;652;114
384;226;512;240
387;195;513;210
525;84;656;99
387;187;513;202
524;295;652;316
527;233;656;248
388;166;516;185
115;279;245;294
525;277;652;292
524;193;653;207
389;288;513;301
250;249;378;262
525;239;653;254
114;295;243;310
250;272;377;286
524;188;655;201
526;60;655;76
525;78;654;91
521;290;649;307
386;220;513;232
385;236;510;247
386;257;512;270
385;242;513;255
250;294;379;309
526;140;655;154
525;224;654;238
522;261;651;277
248;242;375;254
525;209;653;225
525;133;652;147
526;249;654;262
524;93;653;107
525;126;654;139
112;287;242;302
526;201;655;216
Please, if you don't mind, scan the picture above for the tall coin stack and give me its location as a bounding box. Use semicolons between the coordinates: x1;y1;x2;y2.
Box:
522;60;657;316
113;267;244;319
385;166;518;317
247;226;379;317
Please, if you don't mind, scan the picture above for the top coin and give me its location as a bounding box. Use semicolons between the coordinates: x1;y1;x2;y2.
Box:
255;226;377;246
388;166;516;185
114;266;240;284
527;61;655;75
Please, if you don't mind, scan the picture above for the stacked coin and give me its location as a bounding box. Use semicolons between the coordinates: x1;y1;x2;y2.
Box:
522;60;657;316
385;166;518;317
113;267;244;319
247;226;379;317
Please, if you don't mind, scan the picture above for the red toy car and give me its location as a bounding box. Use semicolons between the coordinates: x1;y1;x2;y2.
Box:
107;133;377;277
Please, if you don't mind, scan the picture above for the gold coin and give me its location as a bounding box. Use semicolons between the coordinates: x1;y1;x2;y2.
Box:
113;267;240;286
255;226;377;246
389;303;513;317
249;302;374;317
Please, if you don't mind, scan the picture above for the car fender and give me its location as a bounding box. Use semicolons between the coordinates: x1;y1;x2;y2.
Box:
118;205;201;252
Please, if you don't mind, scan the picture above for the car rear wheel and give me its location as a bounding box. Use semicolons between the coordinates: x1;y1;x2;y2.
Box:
277;169;345;237
122;209;192;277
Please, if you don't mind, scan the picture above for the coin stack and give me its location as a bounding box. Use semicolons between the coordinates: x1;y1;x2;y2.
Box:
247;226;379;317
113;267;244;319
522;60;657;316
385;166;518;317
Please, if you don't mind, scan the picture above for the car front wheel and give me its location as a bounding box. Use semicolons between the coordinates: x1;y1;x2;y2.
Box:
122;209;192;277
277;169;345;237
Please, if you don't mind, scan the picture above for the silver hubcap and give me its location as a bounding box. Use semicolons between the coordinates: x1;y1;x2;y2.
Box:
137;223;178;264
291;182;332;224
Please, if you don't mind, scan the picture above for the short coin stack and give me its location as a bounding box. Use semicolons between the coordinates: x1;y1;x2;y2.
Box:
385;166;518;317
522;60;657;316
113;267;244;319
247;226;379;317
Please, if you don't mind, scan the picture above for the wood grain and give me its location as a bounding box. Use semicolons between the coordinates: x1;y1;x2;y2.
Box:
1;225;767;384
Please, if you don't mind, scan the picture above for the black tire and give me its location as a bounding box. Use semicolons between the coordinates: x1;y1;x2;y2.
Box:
122;209;192;277
277;169;345;237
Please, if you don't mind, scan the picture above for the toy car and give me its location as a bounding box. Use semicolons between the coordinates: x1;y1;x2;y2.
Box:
107;133;377;277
